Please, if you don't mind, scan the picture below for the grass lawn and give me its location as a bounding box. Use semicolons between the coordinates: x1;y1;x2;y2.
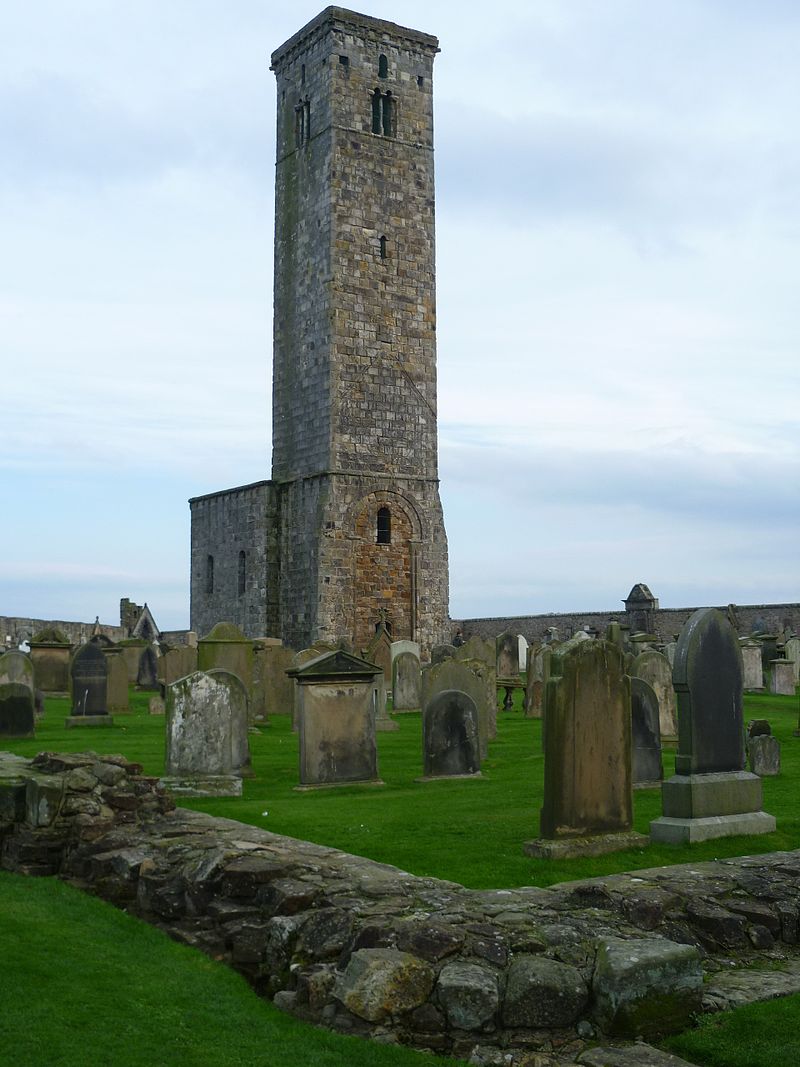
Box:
2;684;800;1066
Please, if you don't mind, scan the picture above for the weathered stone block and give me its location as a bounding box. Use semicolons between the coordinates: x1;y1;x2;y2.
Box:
502;955;588;1028
591;937;703;1038
436;960;499;1030
335;948;435;1023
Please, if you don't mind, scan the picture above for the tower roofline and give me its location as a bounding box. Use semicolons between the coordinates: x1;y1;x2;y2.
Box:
270;6;439;71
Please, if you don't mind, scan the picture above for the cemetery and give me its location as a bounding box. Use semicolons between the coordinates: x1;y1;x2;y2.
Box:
4;6;800;1067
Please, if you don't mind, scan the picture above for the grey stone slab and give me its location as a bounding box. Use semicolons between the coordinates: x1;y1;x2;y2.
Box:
660;771;764;819
747;734;781;777
524;830;649;860
577;1045;697;1067
650;811;776;844
422;689;480;779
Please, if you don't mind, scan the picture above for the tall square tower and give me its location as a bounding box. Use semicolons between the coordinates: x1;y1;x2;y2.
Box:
190;7;449;654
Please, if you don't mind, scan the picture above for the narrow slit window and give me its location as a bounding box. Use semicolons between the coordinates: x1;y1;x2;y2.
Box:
376;506;391;544
301;63;306;85
382;92;393;136
206;555;214;595
238;550;246;596
371;90;382;134
379;235;387;259
295;99;311;147
378;53;388;79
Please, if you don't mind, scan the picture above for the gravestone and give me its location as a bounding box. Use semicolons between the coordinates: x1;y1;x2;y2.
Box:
430;644;457;666
149;695;165;716
524;644;551;720
770;659;796;696
455;635;494;667
747;720;780;778
517;635;529;673
0;682;35;739
136;646;159;690
259;643;295;717
162;669;250;796
650;608;775;844
392;646;421;711
104;648;130;713
159;645;199;690
420;689;481;780
631;650;677;739
496;632;520;681
631;677;663;788
29;628;71;692
741;642;764;690
421;657;491;758
662;641;677;667
526;636;646;858
0;651;35;695
198;622;253;693
288;650;383;789
250;637;283;721
784;636;800;685
118;639;148;683
68;642;111;726
363;625;392;688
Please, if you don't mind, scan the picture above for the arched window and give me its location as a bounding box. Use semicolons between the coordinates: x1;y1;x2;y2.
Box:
379;235;387;259
377;506;391;544
382;91;393;136
206;555;214;595
371;89;382;134
238;550;246;596
371;90;395;138
378;53;388;79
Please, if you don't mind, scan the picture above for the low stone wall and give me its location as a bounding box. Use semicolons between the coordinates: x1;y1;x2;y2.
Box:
455;602;800;645
1;616;125;648
3;751;800;1064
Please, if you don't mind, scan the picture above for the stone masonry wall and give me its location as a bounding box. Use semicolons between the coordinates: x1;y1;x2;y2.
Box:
189;481;277;639
456;603;800;646
5;750;800;1064
1;617;125;648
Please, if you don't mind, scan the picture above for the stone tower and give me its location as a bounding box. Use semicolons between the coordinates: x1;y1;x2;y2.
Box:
190;7;449;654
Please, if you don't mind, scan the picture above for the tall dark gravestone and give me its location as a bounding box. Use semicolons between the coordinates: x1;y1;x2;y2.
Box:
0;682;35;739
420;689;481;780
68;642;111;727
631;677;663;788
650;608;775;843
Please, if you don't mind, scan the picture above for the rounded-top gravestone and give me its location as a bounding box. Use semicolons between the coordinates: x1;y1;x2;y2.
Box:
673;607;744;776
198;621;253;692
0;650;35;693
422;689;481;779
70;642;108;717
631;677;662;787
632;649;677;738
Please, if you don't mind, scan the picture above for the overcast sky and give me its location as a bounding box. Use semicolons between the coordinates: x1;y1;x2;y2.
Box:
3;0;799;631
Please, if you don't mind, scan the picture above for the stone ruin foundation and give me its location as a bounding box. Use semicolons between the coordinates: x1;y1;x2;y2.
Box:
4;750;800;1065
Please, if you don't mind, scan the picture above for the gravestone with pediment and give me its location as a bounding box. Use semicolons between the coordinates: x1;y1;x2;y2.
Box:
632;649;677;739
288;650;384;789
162;668;250;796
525;636;646;858
651;608;775;844
420;689;481;780
29;628;71;692
741;641;764;691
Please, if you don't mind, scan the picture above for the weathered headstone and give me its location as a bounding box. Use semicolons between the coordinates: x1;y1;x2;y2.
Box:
747;720;780;777
741;642;764;691
650;608;775;844
420;689;481;780
363;625;393;687
29;628;71;692
785;636;800;685
770;659;796;696
392;646;421;711
148;695;165;716
526;637;646;858
136;645;158;689
496;632;520;682
524;644;550;720
68;642;111;726
662;641;677;667
258;643;295;717
159;645;199;690
250;637;283;721
0;682;35;739
430;644;457;666
455;635;494;667
517;635;529;673
421;657;491;758
631;677;663;789
104;648;130;713
0;651;35;695
162;669;249;796
288;650;384;789
198;622;253;692
118;639;148;683
631;650;677;739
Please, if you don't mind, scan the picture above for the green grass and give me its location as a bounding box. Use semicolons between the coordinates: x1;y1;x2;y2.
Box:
5;688;800;889
663;993;800;1066
3;685;800;1066
0;869;459;1067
